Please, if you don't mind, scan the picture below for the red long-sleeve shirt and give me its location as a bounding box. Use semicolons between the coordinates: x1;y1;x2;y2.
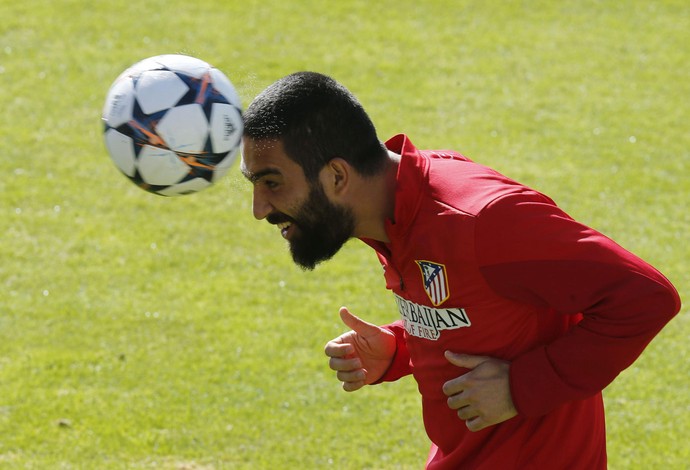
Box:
361;134;680;469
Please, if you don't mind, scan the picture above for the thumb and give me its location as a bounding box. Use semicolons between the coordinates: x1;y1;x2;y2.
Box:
339;307;382;337
444;351;490;369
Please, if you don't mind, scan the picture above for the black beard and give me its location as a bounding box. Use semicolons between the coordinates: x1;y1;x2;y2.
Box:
269;183;355;270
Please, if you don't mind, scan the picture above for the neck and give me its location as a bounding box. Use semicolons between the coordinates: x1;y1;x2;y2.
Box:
351;150;400;243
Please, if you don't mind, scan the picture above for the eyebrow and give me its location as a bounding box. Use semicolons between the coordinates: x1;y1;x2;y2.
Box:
241;168;282;184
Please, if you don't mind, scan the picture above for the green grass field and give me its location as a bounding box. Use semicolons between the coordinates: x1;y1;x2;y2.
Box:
1;0;688;468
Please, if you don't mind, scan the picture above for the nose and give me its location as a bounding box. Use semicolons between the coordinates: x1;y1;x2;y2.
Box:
252;187;273;220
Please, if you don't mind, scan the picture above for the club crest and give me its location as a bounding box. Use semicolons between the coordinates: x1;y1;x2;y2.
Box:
415;260;450;306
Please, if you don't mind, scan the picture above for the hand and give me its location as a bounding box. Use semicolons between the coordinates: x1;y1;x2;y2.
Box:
324;307;396;392
442;352;517;432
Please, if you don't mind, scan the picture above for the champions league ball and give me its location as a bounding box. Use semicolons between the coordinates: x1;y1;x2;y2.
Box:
102;54;243;196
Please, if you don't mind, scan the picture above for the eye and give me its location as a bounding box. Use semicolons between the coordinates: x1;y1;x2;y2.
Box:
263;179;280;190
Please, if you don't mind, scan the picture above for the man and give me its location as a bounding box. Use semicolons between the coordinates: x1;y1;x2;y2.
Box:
240;71;681;469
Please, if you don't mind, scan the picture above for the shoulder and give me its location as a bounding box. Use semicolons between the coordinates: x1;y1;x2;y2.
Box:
422;152;546;217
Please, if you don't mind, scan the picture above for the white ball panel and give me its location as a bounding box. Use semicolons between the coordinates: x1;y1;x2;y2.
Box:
135;70;189;115
210;68;242;107
157;177;212;196
156;104;209;153
209;103;243;153
102;78;135;128
211;147;240;183
137;146;189;186
154;54;211;79
104;129;136;177
123;56;168;78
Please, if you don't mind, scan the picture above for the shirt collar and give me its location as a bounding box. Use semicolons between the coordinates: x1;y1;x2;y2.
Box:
383;134;429;239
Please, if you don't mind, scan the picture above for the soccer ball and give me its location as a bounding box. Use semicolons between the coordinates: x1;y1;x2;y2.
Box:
102;54;243;196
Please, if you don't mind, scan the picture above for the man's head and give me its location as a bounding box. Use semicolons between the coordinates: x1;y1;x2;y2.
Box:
241;72;387;270
243;71;387;181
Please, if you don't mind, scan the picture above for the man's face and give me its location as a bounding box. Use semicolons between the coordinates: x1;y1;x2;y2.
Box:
241;138;355;270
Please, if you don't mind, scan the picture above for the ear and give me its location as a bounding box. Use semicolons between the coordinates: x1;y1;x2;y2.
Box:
319;158;350;199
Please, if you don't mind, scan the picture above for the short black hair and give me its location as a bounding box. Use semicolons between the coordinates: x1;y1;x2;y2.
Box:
243;72;388;181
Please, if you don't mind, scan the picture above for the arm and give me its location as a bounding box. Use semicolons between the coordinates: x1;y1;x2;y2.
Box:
475;193;681;417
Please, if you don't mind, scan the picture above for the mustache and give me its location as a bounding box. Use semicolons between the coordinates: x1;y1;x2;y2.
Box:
266;212;295;225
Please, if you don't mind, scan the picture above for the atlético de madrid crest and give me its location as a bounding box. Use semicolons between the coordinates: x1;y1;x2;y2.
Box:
415;260;450;306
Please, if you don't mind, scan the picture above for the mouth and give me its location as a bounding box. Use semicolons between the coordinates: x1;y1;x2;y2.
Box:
276;221;292;239
267;212;297;240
